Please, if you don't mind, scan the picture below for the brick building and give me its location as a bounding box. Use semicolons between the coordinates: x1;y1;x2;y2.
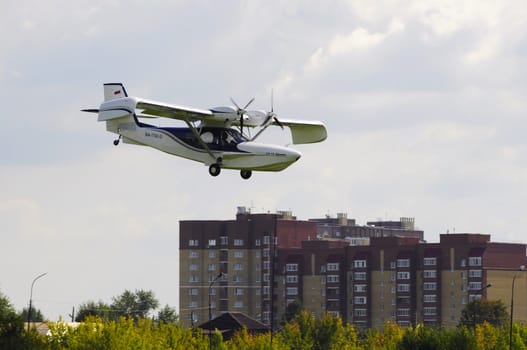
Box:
179;209;527;329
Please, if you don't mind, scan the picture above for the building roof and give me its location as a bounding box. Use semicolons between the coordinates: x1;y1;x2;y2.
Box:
199;312;270;340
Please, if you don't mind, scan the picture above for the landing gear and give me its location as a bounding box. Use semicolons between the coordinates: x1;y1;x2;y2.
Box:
240;170;252;179
209;163;221;177
113;135;121;146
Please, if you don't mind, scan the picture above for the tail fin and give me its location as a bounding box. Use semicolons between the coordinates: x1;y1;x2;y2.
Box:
104;83;128;101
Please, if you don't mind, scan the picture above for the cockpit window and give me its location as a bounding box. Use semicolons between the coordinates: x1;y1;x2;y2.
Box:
198;128;247;151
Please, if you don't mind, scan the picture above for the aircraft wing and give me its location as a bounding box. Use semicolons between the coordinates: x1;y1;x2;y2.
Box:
273;119;327;144
136;99;213;122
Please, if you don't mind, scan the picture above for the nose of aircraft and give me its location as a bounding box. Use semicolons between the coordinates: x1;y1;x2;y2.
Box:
286;147;302;162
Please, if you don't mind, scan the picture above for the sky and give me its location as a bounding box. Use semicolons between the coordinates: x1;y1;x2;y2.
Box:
2;0;527;321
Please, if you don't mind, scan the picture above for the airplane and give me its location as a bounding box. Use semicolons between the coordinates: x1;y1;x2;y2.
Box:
82;83;327;179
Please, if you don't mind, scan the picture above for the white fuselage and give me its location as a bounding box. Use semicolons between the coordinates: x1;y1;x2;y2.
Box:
107;118;302;172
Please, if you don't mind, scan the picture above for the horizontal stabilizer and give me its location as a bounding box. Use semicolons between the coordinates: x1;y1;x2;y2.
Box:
81;108;99;113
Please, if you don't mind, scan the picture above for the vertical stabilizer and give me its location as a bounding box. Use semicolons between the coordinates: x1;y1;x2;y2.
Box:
104;83;128;101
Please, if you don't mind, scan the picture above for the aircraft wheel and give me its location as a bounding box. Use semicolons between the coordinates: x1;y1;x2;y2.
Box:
209;164;221;177
240;170;252;179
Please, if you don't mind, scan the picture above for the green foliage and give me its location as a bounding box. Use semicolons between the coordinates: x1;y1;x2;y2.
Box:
0;289;25;348
282;300;304;324
76;289;163;323
157;304;179;324
111;289;159;321
20;306;45;322
75;300;112;322
460;299;509;328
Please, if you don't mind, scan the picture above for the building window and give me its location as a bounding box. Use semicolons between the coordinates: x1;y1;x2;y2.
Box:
354;296;367;305
286;263;299;272
354;309;367;317
233;239;244;246
189;275;199;283
208;239;216;247
286;287;298;296
263;236;270;245
234;251;244;258
255;263;261;271
390;261;396;269
469;257;482;266
220;236;228;245
235;288;244;296
327;275;339;283
255;239;261;246
397;259;410;268
263;273;270;282
188;301;198;308
188;288;199;296
263;249;270;257
286;275;298;283
263;286;270;295
397;284;410;292
327;263;339;271
424;282;437;291
234;301;243;308
233;263;243;271
232;275;242;283
469;282;482;290
354;284;367;292
207;264;216;271
424;257;437;266
397;308;410;317
469;269;482;278
354;260;367;268
189;239;199;247
397;272;410;280
189;251;199;258
354;272;367;281
461;259;466;267
189;264;198;271
423;307;437;316
263;261;270;270
423;270;437;278
208;251;216;258
423;294;437;303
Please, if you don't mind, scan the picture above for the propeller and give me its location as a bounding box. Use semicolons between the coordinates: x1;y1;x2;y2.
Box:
262;90;283;129
230;97;255;135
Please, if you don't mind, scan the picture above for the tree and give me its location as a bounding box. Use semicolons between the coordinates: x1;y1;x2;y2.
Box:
0;290;25;348
20;307;45;322
111;289;159;321
283;300;304;324
157;304;179;324
75;300;113;322
459;299;509;328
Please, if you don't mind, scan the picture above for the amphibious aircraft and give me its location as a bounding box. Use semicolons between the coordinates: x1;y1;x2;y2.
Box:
82;83;327;179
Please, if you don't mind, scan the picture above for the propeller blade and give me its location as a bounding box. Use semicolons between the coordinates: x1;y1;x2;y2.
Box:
243;97;255;110
274;116;284;129
230;97;255;135
230;97;241;110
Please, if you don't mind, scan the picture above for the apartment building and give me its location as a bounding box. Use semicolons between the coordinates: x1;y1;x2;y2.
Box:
179;208;315;327
274;233;527;328
180;209;527;329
